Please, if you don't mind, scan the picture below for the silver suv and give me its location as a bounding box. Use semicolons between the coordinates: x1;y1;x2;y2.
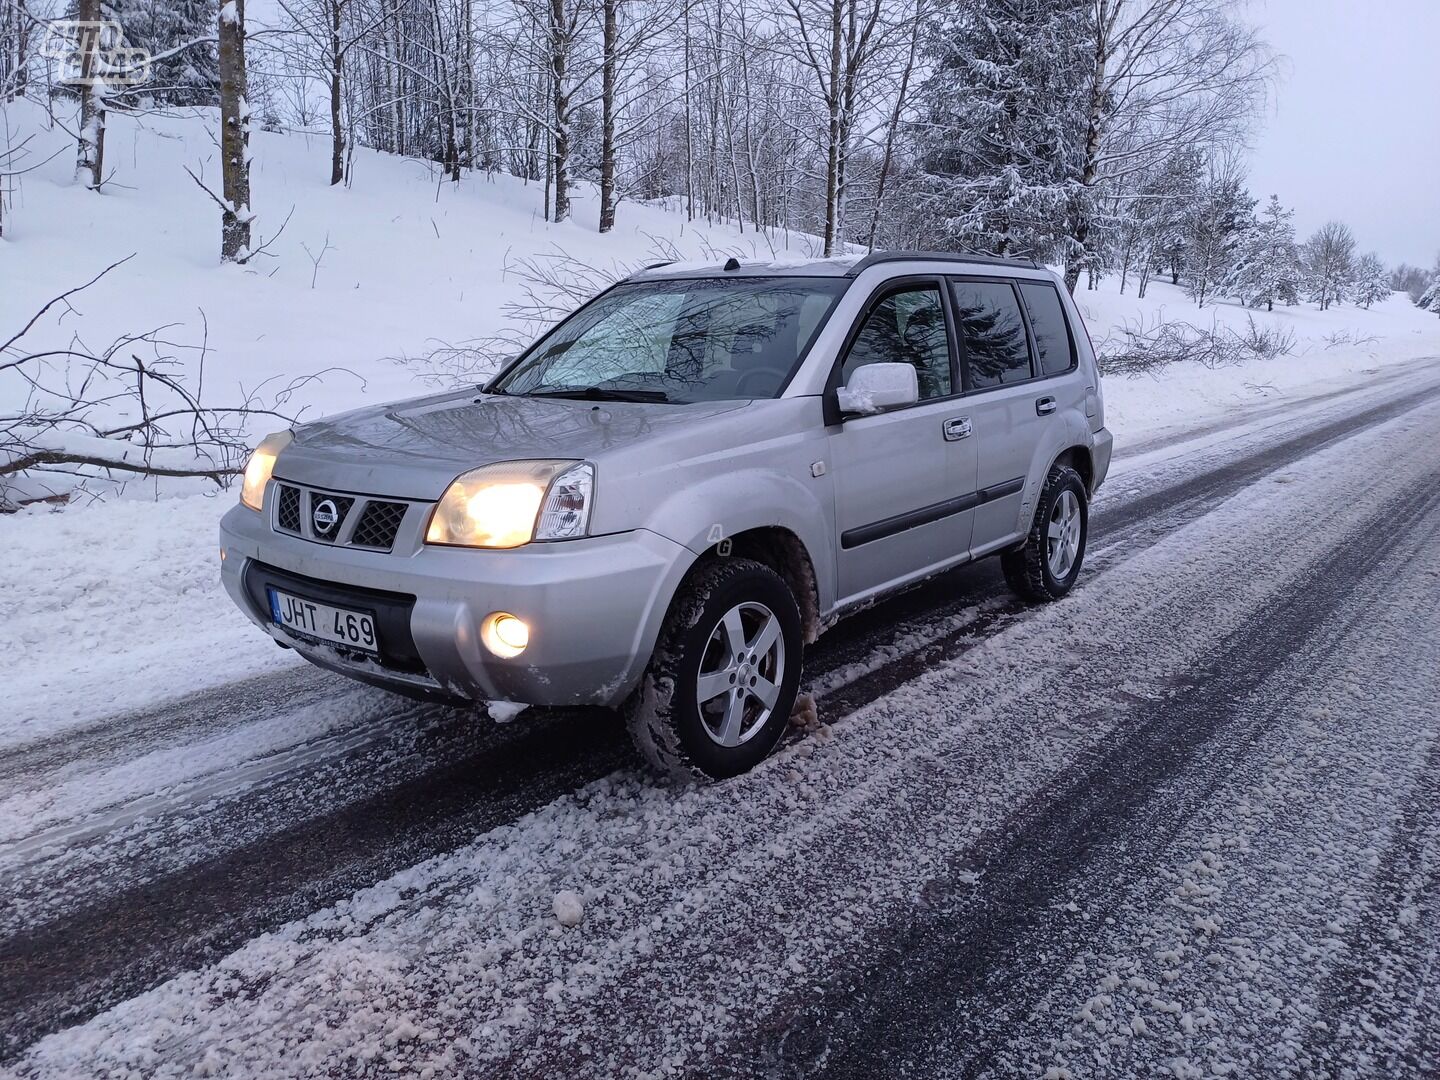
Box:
220;253;1112;779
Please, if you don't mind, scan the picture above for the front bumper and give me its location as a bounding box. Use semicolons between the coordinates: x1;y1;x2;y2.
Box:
219;502;693;707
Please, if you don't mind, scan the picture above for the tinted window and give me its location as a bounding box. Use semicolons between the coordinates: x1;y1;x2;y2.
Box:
1019;282;1075;376
841;286;952;400
493;277;846;403
950;280;1031;389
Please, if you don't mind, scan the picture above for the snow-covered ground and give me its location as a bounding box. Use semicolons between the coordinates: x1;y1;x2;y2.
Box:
0;105;1435;737
5;99;1440;1079
6;104;1435;747
9;365;1440;1080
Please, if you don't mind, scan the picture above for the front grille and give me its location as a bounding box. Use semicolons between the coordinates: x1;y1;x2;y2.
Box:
271;482;415;552
351;500;408;550
276;484;302;532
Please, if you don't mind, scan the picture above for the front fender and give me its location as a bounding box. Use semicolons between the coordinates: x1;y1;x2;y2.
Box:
642;466;837;615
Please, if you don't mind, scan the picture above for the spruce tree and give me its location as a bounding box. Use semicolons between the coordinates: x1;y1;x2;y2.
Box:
1352;253;1390;310
1420;278;1440;318
1223;194;1300;311
916;0;1089;259
1183;170;1253;308
116;0;219;106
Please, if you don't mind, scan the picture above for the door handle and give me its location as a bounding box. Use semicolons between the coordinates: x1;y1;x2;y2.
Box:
943;416;972;441
1035;396;1057;416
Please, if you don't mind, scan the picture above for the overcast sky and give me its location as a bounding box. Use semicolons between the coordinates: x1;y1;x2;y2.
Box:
1244;0;1440;268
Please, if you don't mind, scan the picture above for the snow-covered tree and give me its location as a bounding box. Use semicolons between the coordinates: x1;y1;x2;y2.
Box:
1182;166;1253;308
1107;149;1201;296
71;0;107;190
915;0;1088;260
115;0;219;105
1420;277;1440;318
1061;0;1274;293
1352;252;1390;310
1223;194;1300;311
1300;220;1356;311
218;0;250;261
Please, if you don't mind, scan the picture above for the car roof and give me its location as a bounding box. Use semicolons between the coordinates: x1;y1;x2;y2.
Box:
625;250;1041;282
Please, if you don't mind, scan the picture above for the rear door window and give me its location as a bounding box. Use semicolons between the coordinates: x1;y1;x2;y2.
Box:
949;279;1033;389
1018;281;1076;376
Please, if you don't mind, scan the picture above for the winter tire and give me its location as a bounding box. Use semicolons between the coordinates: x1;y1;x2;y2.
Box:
625;557;803;781
1002;463;1088;602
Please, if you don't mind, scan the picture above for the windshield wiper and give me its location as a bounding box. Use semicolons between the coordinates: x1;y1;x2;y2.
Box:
525;386;674;403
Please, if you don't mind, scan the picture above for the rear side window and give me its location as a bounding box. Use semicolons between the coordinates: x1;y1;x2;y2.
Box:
842;285;952;400
1019;282;1076;376
949;280;1032;389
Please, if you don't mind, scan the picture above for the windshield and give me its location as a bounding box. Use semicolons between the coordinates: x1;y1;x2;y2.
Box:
491;277;848;403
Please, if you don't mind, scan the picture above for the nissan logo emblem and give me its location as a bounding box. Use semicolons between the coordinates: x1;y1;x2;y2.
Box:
312;498;340;535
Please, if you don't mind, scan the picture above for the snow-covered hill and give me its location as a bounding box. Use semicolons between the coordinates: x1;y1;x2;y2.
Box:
3;101;1438;742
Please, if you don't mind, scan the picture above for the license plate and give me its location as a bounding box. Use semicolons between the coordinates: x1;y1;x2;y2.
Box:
268;588;378;654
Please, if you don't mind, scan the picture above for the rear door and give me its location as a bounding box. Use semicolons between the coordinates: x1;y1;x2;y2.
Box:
949;276;1081;555
827;280;978;604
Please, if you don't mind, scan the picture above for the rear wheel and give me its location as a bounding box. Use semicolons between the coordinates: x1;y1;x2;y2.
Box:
1002;463;1089;602
625;558;802;781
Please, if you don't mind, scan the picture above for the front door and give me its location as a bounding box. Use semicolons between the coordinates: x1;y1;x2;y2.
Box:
828;281;978;604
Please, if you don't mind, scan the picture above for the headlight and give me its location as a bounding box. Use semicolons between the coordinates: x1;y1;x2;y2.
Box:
426;460;594;548
240;430;293;511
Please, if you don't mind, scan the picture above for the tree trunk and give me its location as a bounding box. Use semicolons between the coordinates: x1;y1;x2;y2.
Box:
1066;6;1109;294
219;0;251;260
460;0;473;170
866;0;918;253
598;0;618;232
821;0;842;256
549;0;570;222
328;0;344;186
73;0;105;190
682;0;693;221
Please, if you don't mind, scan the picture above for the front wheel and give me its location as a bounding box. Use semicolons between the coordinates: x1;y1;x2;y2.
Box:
625;558;802;781
1002;463;1089;602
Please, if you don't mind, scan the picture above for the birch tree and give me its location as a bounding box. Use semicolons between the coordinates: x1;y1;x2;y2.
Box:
776;0;895;255
73;0;107;189
1062;0;1273;293
219;0;252;260
1300;220;1356;311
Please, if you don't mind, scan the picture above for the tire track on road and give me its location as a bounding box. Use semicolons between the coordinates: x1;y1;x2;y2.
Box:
741;461;1440;1080
5;383;1440;1063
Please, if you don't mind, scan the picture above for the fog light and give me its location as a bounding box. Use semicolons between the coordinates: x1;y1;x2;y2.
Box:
482;612;530;658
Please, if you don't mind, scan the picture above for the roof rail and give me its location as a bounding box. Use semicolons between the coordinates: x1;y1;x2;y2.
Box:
844;250;1040;276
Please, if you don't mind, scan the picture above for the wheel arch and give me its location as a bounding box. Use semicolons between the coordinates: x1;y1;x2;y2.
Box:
1050;444;1095;495
683;526;823;644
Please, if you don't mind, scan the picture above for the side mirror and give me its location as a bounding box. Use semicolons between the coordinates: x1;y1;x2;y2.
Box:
836;362;919;415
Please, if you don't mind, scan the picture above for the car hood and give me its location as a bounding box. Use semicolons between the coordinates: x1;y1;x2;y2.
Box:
272;388;750;499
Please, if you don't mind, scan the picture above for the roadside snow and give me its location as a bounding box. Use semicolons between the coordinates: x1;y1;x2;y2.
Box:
3;99;1438;746
13;398;1440;1079
0;492;299;748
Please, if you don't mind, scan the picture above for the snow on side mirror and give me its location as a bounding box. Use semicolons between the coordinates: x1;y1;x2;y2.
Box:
837;362;920;415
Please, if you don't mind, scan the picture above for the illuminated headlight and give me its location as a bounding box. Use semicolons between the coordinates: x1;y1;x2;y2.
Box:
240;430;293;511
426;460;594;548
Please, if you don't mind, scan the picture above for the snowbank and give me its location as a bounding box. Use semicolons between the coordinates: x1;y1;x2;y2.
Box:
3;99;1438;741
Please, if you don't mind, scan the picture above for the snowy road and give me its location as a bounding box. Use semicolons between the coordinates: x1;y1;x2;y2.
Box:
4;363;1440;1077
